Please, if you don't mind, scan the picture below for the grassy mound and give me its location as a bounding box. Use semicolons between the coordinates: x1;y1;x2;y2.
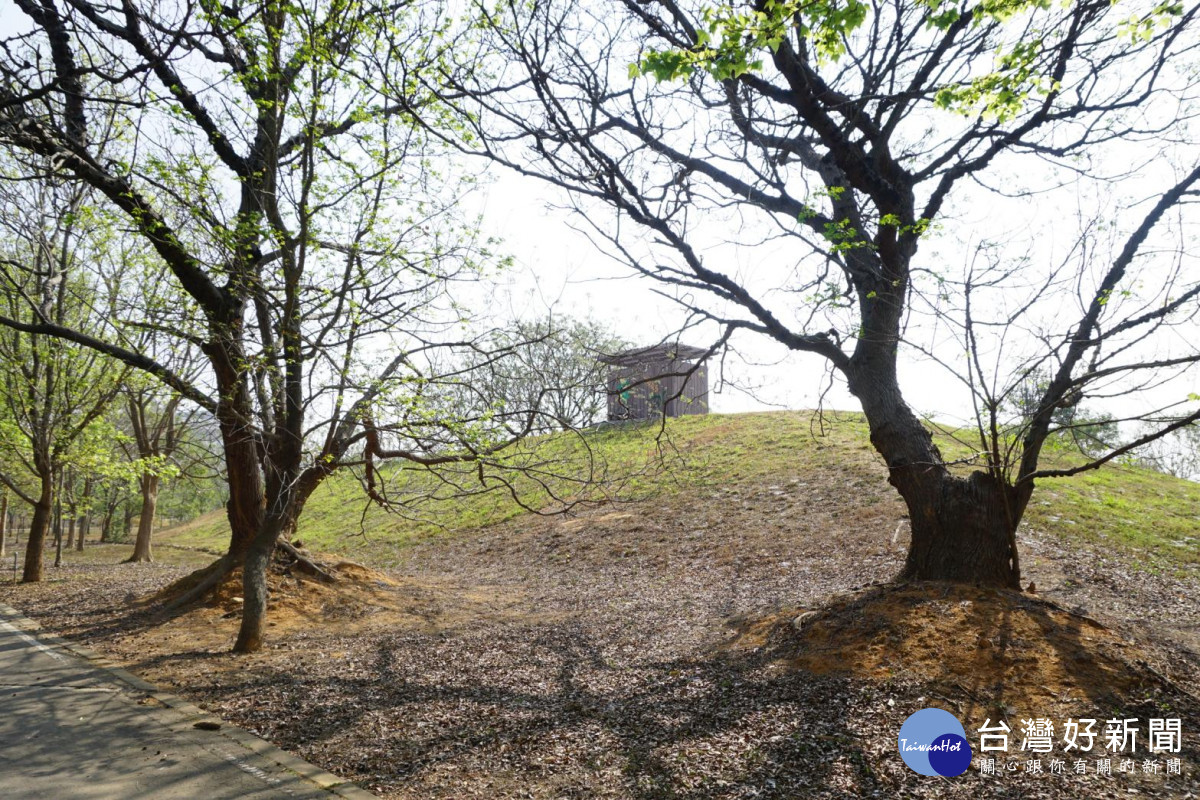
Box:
160;411;1200;570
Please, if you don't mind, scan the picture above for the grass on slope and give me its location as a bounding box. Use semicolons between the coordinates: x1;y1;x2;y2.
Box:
159;411;1200;568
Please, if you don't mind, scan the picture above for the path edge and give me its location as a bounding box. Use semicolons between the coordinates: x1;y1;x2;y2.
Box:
0;601;377;800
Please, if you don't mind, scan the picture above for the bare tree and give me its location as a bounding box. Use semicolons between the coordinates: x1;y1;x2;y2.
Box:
1136;423;1200;480
433;0;1200;587
0;0;584;650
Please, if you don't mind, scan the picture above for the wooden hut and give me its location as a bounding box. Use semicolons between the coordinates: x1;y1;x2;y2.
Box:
599;344;709;421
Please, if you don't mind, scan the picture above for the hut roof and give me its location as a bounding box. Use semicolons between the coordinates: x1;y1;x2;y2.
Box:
597;343;708;367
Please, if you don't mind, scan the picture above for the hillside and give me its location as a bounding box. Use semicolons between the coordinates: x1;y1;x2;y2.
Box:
161;410;1200;570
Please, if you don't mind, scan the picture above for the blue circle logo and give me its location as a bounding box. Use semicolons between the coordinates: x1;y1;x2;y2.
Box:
898;708;973;776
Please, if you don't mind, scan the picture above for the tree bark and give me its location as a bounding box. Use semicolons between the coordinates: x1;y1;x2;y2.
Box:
75;478;91;551
122;502;134;543
850;365;1022;589
52;491;63;569
206;326;262;563
896;471;1021;587
100;495;117;542
233;519;283;654
144;333;266;616
146;332;265;629
233;469;324;653
22;475;52;583
128;472;158;563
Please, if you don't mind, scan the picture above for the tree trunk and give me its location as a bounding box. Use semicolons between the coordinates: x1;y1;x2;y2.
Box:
206;326;264;562
217;435;261;560
52;492;63;569
22;475;52;583
232;471;324;653
128;472;158;563
100;498;116;542
122;502;134;543
76;479;91;552
850;366;1022;589
896;471;1021;587
233;512;290;654
150;336;264;625
64;470;75;549
0;492;7;560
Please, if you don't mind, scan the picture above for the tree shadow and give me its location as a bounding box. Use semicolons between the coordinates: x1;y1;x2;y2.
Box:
136;618;892;798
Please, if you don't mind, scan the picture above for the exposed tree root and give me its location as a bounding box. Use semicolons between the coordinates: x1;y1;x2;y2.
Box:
276;539;337;583
151;540;339;614
156;553;237;611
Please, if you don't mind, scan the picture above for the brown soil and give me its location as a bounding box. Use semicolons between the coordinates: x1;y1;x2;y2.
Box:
120;556;540;653
728;583;1169;720
3;463;1199;799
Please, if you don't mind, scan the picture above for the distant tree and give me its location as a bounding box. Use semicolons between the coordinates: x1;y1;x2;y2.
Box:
153;413;227;525
1136;423;1200;481
61;419;121;553
95;477;135;544
461;315;628;431
1007;369;1121;459
121;386;199;563
439;0;1200;588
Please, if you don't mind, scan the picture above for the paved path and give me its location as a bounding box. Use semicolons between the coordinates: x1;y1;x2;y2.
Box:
0;604;373;800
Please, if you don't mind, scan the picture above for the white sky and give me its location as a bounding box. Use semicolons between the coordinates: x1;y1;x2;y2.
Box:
468;159;1200;430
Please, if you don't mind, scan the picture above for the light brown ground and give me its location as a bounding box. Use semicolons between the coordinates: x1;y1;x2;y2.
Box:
207;561;536;638
727;583;1170;721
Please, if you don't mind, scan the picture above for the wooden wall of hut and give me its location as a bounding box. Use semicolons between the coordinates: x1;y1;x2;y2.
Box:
605;361;708;421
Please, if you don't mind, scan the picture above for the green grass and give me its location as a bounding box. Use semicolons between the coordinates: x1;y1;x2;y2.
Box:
158;411;1200;568
1023;458;1200;565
